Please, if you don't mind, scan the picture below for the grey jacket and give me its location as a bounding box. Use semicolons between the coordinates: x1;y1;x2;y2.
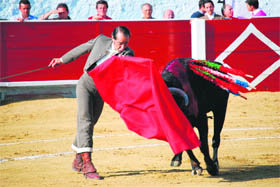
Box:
61;34;134;72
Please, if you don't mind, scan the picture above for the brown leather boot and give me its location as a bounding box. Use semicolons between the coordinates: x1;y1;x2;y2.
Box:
72;153;83;172
81;152;102;180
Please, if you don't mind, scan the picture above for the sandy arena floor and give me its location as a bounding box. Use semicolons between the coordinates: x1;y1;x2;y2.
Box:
0;92;279;187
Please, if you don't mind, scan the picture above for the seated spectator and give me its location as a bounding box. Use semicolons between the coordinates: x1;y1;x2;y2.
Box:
141;3;155;19
191;0;205;18
221;4;238;19
245;0;267;17
163;9;175;19
11;0;38;22
88;0;112;20
40;3;71;20
201;0;223;20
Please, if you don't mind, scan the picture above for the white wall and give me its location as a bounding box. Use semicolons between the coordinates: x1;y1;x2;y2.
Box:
0;0;279;20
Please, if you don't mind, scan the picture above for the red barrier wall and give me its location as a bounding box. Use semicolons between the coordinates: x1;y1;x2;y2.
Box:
0;20;191;82
0;18;279;91
205;17;280;91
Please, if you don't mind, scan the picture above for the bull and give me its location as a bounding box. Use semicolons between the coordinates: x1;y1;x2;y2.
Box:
161;58;229;176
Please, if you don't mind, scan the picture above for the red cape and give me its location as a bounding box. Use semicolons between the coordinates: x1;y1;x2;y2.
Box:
89;56;200;154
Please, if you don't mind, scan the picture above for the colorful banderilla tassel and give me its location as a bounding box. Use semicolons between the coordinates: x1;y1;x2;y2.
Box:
189;64;248;99
190;59;254;78
189;64;254;89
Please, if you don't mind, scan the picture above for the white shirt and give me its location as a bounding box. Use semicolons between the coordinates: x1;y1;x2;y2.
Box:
205;13;215;20
95;44;118;67
11;14;38;21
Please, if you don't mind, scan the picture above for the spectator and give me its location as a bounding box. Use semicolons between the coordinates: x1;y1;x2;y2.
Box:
40;3;71;20
245;0;267;17
191;0;205;18
221;4;237;19
11;0;38;22
48;26;134;180
88;0;112;20
201;0;223;20
163;9;175;19
141;3;154;19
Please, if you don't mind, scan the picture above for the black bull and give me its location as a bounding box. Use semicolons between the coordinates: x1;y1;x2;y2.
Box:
161;58;229;176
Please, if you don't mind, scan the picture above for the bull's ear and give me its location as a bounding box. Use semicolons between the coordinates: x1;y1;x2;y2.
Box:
168;87;189;107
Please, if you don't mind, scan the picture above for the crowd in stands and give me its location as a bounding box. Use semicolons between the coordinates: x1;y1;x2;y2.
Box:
9;0;267;22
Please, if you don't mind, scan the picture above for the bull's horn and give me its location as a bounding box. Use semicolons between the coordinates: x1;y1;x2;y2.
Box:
168;87;189;107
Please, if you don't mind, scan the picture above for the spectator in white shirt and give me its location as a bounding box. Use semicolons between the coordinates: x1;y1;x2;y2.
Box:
11;0;38;22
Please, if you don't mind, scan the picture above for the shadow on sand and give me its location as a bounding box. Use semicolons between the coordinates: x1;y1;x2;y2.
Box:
216;165;280;182
0;94;75;106
104;165;280;182
105;168;190;178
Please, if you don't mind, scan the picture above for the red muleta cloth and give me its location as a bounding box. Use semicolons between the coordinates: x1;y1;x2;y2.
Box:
89;56;200;154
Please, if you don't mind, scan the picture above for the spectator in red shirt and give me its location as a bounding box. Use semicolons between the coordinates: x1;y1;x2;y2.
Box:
88;0;112;20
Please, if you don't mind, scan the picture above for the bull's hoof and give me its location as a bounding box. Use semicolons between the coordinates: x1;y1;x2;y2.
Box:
170;160;182;167
206;163;219;176
192;166;203;176
170;153;182;167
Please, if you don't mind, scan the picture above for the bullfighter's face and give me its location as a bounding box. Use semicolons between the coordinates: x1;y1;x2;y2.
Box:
112;32;130;53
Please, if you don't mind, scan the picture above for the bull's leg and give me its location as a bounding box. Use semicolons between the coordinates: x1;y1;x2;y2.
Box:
198;114;219;176
170;152;183;167
186;150;203;175
212;99;228;171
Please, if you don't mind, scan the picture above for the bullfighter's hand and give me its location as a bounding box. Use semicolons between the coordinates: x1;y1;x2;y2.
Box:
48;58;63;68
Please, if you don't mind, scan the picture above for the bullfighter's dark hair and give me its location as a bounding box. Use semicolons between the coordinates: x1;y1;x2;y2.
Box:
112;26;131;40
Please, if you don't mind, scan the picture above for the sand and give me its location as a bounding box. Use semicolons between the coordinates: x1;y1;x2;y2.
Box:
0;92;279;187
